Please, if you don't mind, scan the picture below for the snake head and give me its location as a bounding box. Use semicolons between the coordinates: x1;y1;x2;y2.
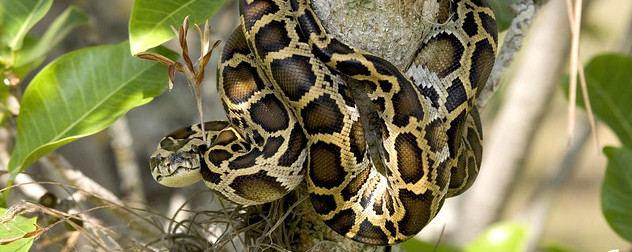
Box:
149;136;206;187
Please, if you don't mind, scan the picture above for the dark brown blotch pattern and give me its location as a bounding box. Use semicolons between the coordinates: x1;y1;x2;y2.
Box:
462;11;479;38
445;78;468;112
323;208;356;237
207;149;232;168
230;170;287;202
310;193;337;215
391;82;424;127
249;94;290;132
262;136;284;158
362;54;402;77
335;58;371;77
301;94;345;135
222;61;265;104
221;27;250;63
270;55;315;101
254;20;292;59
341;166;370;201
446;110;467;158
309;141;345;189
417;33;464;78
278;124;307;166
355;219;388;244
212;129;239;146
469;39;495;91
229;148;262;170
348;120;366;164
395;133;424;184
241;0;279;30
423;118;446;153
200;155;222;184
480;12;498;44
397;189;433;236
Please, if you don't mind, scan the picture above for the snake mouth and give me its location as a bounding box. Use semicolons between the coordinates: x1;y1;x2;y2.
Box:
149;151;203;187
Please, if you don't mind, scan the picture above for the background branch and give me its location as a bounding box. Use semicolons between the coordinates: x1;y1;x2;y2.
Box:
519;118;591;251
476;0;550;108
108;117;146;205
453;0;572;244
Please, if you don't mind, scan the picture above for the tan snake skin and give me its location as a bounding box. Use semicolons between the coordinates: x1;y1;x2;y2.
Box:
150;0;497;245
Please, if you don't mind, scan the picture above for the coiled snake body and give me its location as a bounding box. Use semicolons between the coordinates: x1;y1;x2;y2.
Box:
150;0;497;245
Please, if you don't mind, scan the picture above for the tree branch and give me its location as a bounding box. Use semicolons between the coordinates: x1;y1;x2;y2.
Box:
108;117;146;205
476;0;550;109
452;0;572;244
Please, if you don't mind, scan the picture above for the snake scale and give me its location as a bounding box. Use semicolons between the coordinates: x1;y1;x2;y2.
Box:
150;0;497;245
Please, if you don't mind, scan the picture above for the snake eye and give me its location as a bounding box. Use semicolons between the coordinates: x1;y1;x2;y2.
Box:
149;154;164;168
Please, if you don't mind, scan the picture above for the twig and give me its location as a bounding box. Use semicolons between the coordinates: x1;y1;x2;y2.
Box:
37;153;163;238
476;0;550;109
217;198;247;250
107;117;146;204
565;0;582;146
519;119;591;251
39;153;122;205
453;0;573;244
12;173;48;200
563;0;599;151
0;127;47;200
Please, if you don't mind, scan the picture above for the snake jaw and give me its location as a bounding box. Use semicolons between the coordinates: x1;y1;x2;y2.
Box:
149;150;203;187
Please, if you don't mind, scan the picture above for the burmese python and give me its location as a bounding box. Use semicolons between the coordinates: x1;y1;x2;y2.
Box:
150;0;497;245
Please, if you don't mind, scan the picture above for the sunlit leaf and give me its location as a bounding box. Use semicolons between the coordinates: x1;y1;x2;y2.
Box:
8;41;176;177
128;0;225;55
0;0;53;50
466;222;528;252
602;147;632;243
0;207;38;252
539;241;577;252
401;237;462;252
15;6;89;69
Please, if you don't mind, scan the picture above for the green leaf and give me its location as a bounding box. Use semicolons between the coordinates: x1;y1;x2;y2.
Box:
401;238;462;252
602;146;632;243
0;0;53;51
9;35;45;79
577;54;632;148
488;0;518;32
8;41;177;177
466;222;528;252
15;6;89;69
128;0;226;55
0;207;38;252
539;242;577;252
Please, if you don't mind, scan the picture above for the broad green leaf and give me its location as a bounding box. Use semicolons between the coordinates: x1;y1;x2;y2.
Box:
488;0;518;32
9;35;45;79
602;147;632;243
0;0;53;51
128;0;225;55
466;222;528;252
577;54;632;148
15;6;89;69
0;207;38;252
401;238;462;252
539;242;577;252
8;41;177;177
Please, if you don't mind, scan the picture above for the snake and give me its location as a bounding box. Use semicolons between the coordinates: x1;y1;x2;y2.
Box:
149;0;497;245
